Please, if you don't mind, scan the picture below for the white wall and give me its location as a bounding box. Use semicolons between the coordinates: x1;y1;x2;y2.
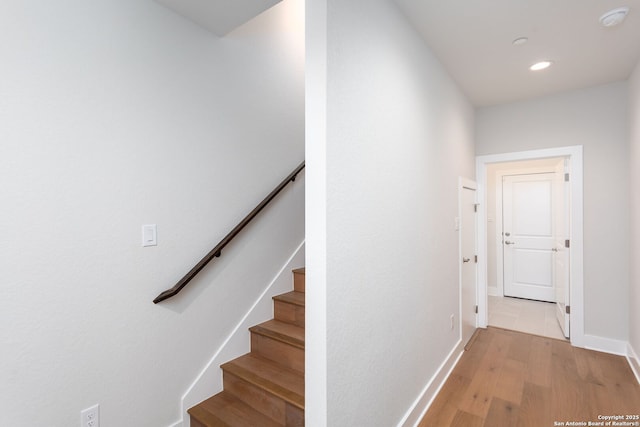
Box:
476;82;629;342
629;61;640;368
305;0;475;424
0;1;304;426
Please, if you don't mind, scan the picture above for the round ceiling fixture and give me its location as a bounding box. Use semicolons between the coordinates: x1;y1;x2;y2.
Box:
530;60;553;71
599;7;630;27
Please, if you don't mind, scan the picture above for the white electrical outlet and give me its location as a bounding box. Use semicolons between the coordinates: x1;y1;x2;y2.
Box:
81;404;100;427
450;314;455;330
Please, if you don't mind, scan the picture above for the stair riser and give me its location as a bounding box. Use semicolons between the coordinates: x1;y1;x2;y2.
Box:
293;271;305;293
224;372;286;424
274;300;305;328
189;417;206;427
251;333;305;373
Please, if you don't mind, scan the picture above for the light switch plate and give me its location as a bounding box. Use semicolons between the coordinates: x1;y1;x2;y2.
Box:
142;224;157;247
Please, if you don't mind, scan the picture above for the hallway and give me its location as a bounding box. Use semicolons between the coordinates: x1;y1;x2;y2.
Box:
419;327;640;426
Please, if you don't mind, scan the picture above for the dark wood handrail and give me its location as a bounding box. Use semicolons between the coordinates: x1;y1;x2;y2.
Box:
153;161;305;303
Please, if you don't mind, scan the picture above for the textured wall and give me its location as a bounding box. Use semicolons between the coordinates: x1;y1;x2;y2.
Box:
629;61;640;365
306;0;476;424
0;1;304;425
476;82;630;341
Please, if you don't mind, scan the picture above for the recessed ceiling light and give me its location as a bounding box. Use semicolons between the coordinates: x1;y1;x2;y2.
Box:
599;7;630;27
512;37;528;46
530;60;553;71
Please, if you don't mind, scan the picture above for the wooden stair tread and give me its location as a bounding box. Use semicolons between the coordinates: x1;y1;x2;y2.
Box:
273;291;305;307
188;392;282;427
250;320;304;349
222;353;304;409
190;268;306;427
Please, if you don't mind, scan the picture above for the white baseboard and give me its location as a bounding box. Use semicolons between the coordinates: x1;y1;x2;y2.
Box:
397;338;465;427
177;242;305;427
582;334;627;356
583;336;640;386
627;342;640;386
487;286;500;297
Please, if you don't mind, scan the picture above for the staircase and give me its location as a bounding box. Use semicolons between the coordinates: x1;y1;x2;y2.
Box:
189;268;305;427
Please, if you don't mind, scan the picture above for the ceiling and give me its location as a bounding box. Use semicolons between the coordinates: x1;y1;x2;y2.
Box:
155;0;640;107
394;0;640;106
155;0;282;36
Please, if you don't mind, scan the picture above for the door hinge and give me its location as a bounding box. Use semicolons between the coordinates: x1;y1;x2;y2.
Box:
475;305;478;314
474;255;478;263
566;305;571;314
565;239;570;248
474;203;479;213
564;173;570;182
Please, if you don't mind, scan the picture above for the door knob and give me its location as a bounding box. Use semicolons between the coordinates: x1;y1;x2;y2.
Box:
504;240;515;245
463;258;471;263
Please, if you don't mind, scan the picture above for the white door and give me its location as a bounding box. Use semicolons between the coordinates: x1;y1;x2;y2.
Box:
503;173;556;302
554;160;570;338
460;180;477;347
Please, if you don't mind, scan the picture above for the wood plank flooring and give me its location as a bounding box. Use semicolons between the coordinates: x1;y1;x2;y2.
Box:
419;327;640;427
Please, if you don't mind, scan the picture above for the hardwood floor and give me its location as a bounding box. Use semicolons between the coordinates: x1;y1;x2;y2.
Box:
419;327;640;427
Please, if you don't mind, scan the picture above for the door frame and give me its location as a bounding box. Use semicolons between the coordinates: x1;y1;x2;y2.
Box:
476;146;584;347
